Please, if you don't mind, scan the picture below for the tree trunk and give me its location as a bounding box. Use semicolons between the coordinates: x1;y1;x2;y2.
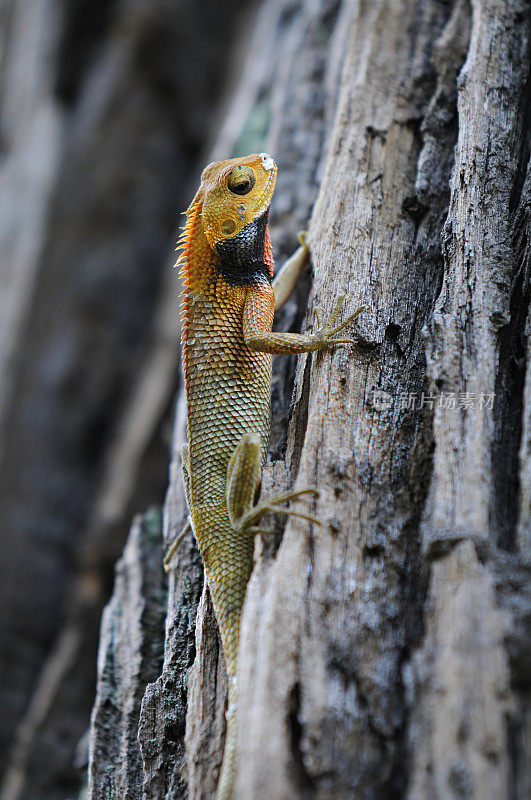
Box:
88;0;530;798
2;0;529;799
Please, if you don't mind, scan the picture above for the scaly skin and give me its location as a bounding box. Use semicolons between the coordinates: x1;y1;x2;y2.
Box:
167;153;366;800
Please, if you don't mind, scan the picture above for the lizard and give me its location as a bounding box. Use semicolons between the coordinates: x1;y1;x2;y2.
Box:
164;152;366;800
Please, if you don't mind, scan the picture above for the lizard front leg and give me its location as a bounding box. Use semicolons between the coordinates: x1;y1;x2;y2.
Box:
244;282;367;355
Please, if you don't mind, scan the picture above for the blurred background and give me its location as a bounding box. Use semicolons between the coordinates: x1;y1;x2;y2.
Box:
0;0;266;796
2;2;530;800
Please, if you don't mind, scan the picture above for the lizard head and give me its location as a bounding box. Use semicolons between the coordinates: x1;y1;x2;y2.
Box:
198;153;277;250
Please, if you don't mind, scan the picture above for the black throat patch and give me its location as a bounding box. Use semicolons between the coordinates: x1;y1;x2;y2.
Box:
215;208;272;286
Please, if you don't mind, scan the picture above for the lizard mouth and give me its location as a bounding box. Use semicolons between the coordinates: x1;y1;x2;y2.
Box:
252;163;276;213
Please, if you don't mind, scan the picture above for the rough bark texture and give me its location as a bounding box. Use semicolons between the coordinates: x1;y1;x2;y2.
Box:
1;0;530;799
88;509;166;800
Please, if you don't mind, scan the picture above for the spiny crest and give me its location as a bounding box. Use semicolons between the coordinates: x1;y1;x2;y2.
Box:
177;194;203;382
175;194;203;276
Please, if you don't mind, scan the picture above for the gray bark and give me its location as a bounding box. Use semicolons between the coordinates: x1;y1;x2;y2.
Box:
141;1;530;798
88;509;166;800
1;0;529;799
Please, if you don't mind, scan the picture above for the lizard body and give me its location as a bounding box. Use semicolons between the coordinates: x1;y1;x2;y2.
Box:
167;153;365;800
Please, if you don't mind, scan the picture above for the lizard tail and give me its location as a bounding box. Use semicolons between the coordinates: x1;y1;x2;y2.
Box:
193;514;254;799
215;678;238;800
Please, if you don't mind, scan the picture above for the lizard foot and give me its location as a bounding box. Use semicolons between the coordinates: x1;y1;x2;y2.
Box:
309;296;368;350
234;487;320;533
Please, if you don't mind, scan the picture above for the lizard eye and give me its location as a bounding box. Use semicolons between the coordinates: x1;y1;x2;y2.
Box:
227;166;256;195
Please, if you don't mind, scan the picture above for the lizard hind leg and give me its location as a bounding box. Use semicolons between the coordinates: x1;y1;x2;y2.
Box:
226;432;320;533
226;432;263;528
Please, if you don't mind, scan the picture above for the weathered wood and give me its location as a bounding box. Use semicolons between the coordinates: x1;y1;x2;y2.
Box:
137;397;206;800
11;0;527;798
235;0;466;793
422;0;529;552
405;541;514;800
407;3;531;799
87;510;166;800
131;1;530;799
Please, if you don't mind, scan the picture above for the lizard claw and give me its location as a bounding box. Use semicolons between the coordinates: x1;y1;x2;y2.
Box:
328;295;348;327
313;306;324;328
328;304;369;337
310;301;368;350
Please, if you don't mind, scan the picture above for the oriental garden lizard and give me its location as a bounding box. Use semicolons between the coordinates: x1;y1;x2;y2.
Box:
164;152;366;800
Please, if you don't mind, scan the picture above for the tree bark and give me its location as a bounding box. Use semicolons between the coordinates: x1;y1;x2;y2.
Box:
2;0;529;798
154;1;530;797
